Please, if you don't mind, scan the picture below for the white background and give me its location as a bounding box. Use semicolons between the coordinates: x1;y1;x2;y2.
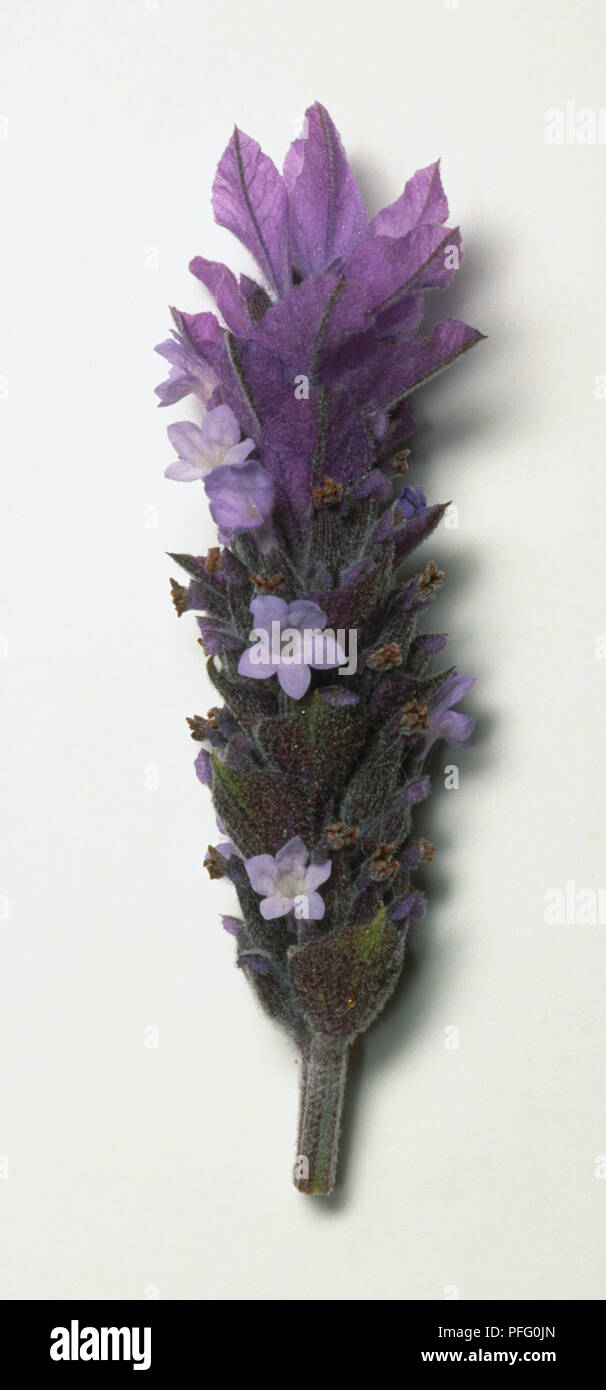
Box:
1;0;606;1301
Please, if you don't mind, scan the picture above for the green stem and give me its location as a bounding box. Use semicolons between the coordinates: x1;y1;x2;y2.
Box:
293;1034;349;1195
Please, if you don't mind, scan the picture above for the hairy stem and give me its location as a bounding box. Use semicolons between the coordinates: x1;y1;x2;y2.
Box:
293;1034;349;1195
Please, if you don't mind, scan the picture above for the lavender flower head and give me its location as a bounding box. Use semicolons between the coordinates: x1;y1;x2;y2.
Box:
158;102;483;1196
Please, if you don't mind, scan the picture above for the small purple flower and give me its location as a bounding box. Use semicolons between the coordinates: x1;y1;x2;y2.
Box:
194;747;212;786
204;459;275;535
165;405;255;482
390;889;426;923
237;596;346;699
245;836;331;921
397;485;427;519
427;671;475;748
221;915;243;937
155;333;219;407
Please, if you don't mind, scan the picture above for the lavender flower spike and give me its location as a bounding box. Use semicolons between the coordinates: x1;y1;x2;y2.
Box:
159;102;483;1196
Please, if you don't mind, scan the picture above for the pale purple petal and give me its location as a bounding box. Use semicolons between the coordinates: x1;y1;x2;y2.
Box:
166;420;206;461
300;891;326;921
200;404;240;459
164;459;205;482
165;419;213;479
303;860;332;892
274;836;308;871
237;646;275;679
225;439;256;467
245;854;279;895
278;661;311;699
250;595;288;627
260;895;293;920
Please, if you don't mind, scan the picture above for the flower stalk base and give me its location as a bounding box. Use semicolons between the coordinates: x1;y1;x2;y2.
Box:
294;1035;349;1195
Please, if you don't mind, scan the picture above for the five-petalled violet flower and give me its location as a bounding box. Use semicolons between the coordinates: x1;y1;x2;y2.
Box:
245;837;331;921
165;404;275;537
159;101;483;1198
238;597;346;699
165;405;256;481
